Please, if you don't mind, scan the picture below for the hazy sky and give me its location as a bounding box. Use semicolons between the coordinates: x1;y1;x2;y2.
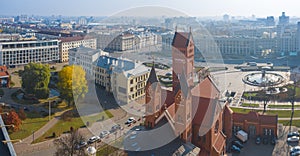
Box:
1;0;300;17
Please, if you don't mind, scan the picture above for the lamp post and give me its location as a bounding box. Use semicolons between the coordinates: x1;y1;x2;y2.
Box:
48;100;51;121
0;112;9;116
2;139;22;144
0;124;14;128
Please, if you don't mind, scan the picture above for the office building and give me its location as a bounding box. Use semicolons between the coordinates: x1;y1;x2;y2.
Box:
0;39;59;66
59;36;96;62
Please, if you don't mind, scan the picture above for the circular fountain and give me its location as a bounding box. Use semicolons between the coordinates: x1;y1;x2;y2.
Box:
243;68;284;87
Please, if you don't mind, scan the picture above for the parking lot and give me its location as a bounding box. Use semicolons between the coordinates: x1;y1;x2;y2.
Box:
227;125;299;156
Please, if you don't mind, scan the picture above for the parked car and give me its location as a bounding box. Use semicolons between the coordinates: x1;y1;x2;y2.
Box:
231;145;241;153
287;136;300;143
291;151;300;156
255;136;261;145
125;117;136;124
87;136;100;144
232;140;244;149
290;146;300;155
110;124;121;133
75;141;87;150
288;132;300;138
100;130;110;138
270;136;276;145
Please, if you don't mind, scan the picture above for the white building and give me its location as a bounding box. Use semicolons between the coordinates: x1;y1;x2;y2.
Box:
69;46;108;76
59;36;97;62
0;39;59;66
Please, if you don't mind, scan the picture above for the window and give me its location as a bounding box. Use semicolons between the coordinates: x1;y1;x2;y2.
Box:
214;120;219;133
118;87;126;94
130;79;133;84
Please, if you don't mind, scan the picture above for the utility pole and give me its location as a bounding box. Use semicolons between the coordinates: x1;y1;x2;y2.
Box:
49;100;51;121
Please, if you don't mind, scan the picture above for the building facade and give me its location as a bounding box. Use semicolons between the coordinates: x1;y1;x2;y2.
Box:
0;40;59;66
105;33;135;52
59;36;96;62
94;56;149;104
0;66;10;88
69;46;108;76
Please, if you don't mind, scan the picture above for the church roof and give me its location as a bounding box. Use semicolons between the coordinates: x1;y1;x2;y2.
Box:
171;32;193;49
147;64;158;84
191;76;219;99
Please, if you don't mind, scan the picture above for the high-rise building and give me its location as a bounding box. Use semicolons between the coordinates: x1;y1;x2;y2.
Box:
278;12;289;26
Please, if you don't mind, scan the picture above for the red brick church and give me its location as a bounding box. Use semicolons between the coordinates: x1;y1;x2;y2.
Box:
144;29;278;156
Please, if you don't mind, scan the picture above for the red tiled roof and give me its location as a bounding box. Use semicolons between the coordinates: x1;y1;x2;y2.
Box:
191;76;219;99
213;132;226;153
259;114;278;125
224;103;233;115
0;66;9;77
60;36;95;42
172;32;191;49
233;111;278;125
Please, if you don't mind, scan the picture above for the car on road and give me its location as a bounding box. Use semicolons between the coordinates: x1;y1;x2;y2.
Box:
100;130;110;138
287;136;300;143
75;141;87;150
290;146;300;155
87;136;100;144
270;136;276;145
110;124;121;133
231;145;241;153
125;117;136;124
255;136;261;145
232;140;244;149
288;132;300;138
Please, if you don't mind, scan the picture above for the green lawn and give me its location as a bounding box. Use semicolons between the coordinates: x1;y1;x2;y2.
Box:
96;136;124;156
33;110;113;144
9;112;48;140
268;105;300;108
241;103;260;107
230;107;300;118
278;120;300;128
243;92;258;98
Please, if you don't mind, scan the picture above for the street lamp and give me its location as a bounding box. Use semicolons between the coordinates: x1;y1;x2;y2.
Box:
0;124;14;128
0;112;9;116
2;139;22;144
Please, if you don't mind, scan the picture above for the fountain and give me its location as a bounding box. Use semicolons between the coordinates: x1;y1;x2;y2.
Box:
243;67;284;87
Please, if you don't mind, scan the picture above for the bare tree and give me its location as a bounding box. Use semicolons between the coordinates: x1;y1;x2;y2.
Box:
53;129;85;156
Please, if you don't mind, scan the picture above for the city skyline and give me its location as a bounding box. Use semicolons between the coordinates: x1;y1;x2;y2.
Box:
1;0;300;17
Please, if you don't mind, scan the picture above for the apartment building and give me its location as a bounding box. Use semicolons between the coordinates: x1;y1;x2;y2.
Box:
94;56;149;104
105;33;135;52
0;39;59;66
69;46;108;76
59;36;96;62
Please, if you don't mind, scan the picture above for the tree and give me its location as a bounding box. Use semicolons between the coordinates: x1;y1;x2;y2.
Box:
57;65;88;107
53;129;85;156
21;63;51;99
3;110;22;132
18;108;26;120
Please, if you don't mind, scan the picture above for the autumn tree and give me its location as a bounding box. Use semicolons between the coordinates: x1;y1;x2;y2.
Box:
18;108;26;120
53;129;85;156
57;65;88;107
2;110;22;132
21;63;51;99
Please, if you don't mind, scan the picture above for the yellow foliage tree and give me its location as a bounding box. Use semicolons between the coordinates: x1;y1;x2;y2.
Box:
57;65;88;106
